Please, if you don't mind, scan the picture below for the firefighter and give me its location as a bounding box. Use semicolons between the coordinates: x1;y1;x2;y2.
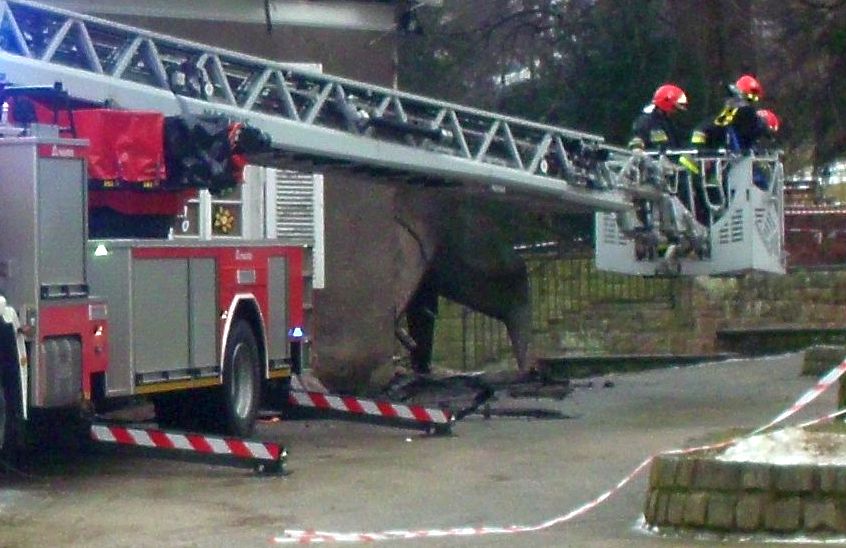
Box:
752;108;781;190
685;75;767;191
690;74;765;152
628;83;688;151
688;79;777;206
626;83;689;260
756;108;780;142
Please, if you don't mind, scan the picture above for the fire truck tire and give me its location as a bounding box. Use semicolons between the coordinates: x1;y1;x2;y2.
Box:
0;371;24;456
27;407;93;453
0;379;7;452
220;320;261;437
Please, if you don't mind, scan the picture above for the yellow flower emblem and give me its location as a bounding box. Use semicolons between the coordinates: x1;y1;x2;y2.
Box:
213;205;235;235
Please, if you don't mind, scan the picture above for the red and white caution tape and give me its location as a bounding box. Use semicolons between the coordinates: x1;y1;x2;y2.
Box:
275;455;657;544
797;407;846;429
91;424;282;462
750;360;846;435
274;358;846;544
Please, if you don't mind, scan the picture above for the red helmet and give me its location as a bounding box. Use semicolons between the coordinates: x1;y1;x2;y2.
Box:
757;109;780;133
652;84;688;114
734;74;763;101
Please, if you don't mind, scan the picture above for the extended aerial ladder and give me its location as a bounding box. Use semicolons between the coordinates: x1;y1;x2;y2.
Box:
0;0;632;211
0;0;783;272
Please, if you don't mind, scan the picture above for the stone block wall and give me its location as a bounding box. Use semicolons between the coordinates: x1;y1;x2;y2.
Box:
432;262;846;370
645;454;846;535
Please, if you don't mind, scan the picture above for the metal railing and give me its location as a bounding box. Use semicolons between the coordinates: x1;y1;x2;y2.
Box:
434;253;679;370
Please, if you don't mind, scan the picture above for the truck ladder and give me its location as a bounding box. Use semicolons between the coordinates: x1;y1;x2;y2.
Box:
0;0;632;214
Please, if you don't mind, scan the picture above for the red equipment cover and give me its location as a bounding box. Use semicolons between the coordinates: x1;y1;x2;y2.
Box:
89;188;196;216
73;109;167;184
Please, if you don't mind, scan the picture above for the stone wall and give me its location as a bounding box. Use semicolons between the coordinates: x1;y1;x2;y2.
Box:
646;454;846;535
432;261;846;370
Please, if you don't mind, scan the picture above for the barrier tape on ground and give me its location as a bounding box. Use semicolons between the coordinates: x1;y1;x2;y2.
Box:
750;360;846;435
798;408;846;429
274;358;846;544
90;424;282;462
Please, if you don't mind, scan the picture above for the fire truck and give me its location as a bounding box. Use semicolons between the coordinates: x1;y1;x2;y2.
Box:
0;0;785;456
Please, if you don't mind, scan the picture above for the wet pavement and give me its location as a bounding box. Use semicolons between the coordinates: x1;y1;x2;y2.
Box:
1;352;839;547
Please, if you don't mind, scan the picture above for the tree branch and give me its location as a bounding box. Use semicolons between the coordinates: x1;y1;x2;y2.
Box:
796;0;846;11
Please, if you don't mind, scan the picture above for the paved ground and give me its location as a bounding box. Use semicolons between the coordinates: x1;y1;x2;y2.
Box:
1;352;841;547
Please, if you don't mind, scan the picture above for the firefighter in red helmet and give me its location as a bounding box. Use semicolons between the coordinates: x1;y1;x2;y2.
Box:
626;84;690;260
628;83;688;151
753;108;781;150
757;108;779;134
734;74;763;102
691;74;765;152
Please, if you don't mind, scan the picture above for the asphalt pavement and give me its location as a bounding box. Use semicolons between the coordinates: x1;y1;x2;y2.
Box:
1;352;840;547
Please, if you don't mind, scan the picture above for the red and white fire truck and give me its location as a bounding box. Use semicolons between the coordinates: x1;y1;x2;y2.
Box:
0;106;311;444
0;0;785;456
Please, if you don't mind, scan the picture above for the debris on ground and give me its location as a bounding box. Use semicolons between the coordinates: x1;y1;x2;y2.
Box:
380;374;494;419
476;405;577;420
381;368;580;419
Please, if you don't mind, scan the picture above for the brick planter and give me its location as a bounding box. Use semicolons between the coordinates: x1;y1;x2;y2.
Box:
645;454;846;535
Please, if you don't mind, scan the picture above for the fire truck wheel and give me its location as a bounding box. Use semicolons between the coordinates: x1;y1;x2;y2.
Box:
221;320;261;437
0;371;24;455
0;379;7;452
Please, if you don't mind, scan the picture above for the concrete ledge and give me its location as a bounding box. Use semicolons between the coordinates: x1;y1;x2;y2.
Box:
645;454;846;537
538;353;736;378
717;326;846;356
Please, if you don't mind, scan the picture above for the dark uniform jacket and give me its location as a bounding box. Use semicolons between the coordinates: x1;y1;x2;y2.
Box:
628;105;682;151
691;96;765;151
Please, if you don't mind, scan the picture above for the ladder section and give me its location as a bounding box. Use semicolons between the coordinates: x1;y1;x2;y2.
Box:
0;0;632;213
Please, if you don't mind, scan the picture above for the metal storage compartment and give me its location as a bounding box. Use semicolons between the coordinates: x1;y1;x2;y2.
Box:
87;242;218;396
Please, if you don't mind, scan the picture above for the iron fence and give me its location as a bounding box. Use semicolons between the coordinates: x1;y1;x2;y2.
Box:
433;252;680;370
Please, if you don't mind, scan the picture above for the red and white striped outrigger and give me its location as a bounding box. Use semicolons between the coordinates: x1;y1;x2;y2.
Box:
286;376;454;435
87;376;454;474
90;423;286;474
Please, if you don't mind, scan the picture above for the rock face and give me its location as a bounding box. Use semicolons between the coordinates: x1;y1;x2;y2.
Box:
645;453;846;536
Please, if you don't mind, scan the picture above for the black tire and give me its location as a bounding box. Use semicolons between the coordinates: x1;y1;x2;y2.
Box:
0;371;24;456
152;321;260;437
220;320;261;437
27;407;93;454
0;379;7;453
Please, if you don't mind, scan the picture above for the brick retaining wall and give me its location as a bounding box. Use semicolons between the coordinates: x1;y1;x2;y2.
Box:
645;454;846;535
433;264;846;371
